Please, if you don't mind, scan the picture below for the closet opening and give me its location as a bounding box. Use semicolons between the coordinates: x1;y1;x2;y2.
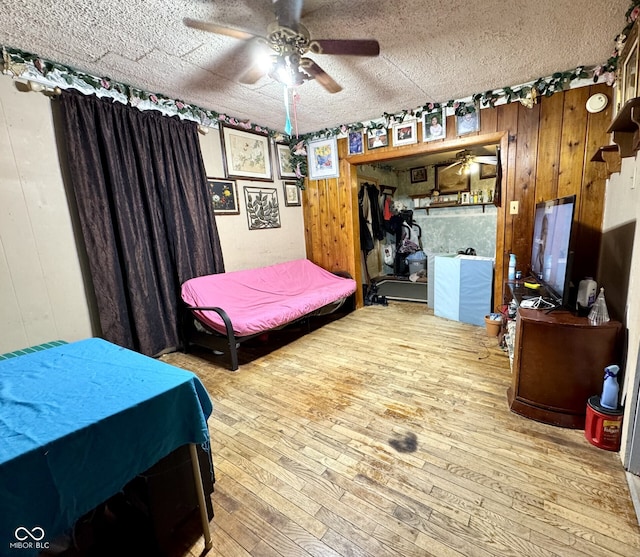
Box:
351;136;505;308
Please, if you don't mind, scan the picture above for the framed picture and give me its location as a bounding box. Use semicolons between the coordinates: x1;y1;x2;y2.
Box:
348;131;364;155
307;137;339;180
207;178;239;214
479;164;497;179
367;128;389;149
219;124;273;181
456;109;480;136
435;164;470;194
275;142;296;179
392;120;417;147
410;166;427;183
622;39;639;105
283;181;301;206
244;187;281;229
422;108;446;142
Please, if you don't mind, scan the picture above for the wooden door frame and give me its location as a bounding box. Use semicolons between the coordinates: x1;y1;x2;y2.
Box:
342;131;509;308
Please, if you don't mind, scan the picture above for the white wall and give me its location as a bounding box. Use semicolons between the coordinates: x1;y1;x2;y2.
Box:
602;155;640;467
0;76;94;353
0;73;306;353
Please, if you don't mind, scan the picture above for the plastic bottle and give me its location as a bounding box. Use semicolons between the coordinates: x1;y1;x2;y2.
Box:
600;364;620;410
508;254;516;281
577;277;597;309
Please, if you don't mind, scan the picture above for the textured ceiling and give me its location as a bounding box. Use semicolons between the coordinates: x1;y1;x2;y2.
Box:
0;1;629;134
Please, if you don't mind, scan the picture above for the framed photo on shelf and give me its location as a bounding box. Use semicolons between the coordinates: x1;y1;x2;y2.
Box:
207;178;239;215
348;131;364;155
410;166;427;183
455;109;480;136
307;136;339;180
391;120;417;147
244;186;281;229
275;142;296;179
367;128;389;149
622;38;639;106
435;163;470;194
283;181;301;206
422;108;446;142
219;124;273;181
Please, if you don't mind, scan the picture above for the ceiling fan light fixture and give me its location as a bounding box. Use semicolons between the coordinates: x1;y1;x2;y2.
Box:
257;51;277;74
184;6;379;94
269;53;308;87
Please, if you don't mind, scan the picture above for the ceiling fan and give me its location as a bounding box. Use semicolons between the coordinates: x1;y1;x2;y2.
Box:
445;149;498;175
183;0;380;93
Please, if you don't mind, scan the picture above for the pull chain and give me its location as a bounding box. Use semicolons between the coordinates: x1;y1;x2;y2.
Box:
284;86;292;135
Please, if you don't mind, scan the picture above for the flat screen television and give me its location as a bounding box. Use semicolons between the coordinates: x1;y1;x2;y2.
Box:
530;194;576;307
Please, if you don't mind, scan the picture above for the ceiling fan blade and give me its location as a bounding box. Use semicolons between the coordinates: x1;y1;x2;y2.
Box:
236;39;272;84
300;58;342;93
183;17;258;41
239;64;268;84
445;160;462;170
309;39;380;56
474;156;498;165
273;0;304;31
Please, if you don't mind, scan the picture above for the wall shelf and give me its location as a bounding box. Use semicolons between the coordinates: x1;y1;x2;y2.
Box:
606;97;640;158
415;202;492;214
590;144;621;176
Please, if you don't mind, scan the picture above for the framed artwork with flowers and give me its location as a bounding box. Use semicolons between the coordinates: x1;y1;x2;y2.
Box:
207;178;239;215
283;181;301;206
275;142;297;179
219;124;273;181
307;137;339;180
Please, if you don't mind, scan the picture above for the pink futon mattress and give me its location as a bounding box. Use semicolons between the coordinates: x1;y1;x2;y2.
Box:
181;259;356;337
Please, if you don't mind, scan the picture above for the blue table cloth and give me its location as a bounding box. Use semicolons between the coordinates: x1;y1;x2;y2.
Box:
0;338;212;555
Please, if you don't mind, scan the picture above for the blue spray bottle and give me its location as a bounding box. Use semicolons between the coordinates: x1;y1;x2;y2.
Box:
600;364;620;410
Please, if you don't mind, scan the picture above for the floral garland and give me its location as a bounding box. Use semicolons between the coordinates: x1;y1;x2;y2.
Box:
1;46;279;139
593;0;640;83
286;65;593;189
3;0;638;191
288;1;640;188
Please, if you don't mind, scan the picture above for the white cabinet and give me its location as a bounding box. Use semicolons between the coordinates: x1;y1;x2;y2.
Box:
433;255;494;326
427;252;455;308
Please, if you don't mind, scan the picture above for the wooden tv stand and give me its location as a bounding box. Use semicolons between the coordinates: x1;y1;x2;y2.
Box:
506;304;621;429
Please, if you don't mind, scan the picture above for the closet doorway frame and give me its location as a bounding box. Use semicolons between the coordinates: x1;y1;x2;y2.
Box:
343;130;509;309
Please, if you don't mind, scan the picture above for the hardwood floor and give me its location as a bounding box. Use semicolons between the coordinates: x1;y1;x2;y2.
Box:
162;302;640;557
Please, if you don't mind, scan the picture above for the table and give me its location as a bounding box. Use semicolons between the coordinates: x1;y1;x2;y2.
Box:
507;307;621;428
0;338;213;555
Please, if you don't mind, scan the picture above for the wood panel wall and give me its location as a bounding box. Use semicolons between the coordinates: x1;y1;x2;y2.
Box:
303;83;612;309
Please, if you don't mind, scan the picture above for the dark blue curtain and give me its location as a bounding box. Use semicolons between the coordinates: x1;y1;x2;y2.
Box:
58;90;224;356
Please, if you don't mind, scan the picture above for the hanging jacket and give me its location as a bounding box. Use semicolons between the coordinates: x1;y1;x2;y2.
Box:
358;185;374;253
366;183;385;241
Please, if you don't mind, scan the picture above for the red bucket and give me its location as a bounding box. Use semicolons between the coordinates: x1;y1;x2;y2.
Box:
585;395;624;451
